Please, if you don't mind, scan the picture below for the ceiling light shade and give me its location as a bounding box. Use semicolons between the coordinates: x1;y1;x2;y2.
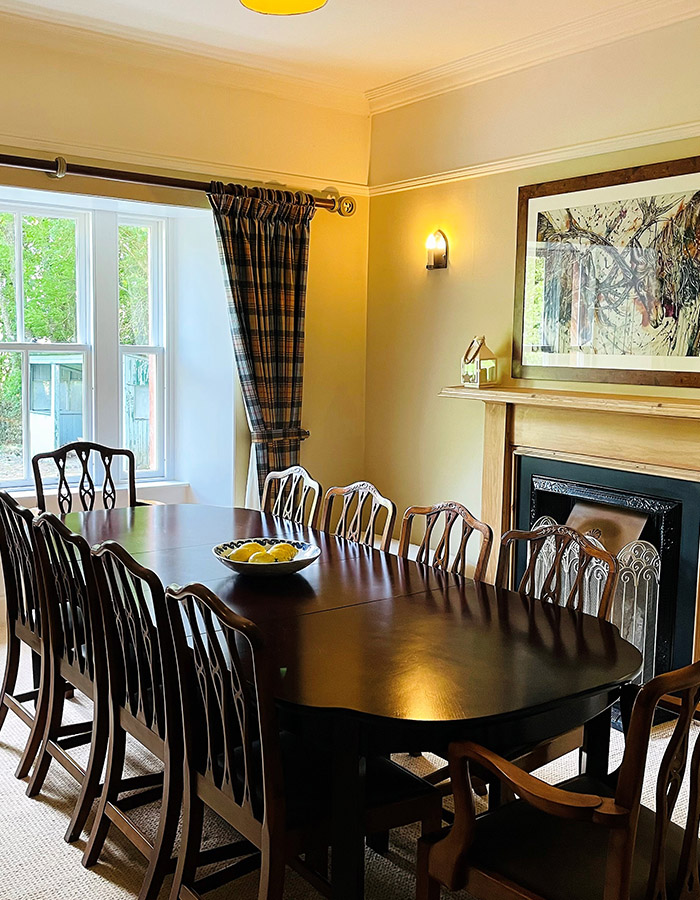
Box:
240;0;327;13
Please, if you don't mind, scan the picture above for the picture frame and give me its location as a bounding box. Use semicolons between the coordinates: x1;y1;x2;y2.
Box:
512;154;700;387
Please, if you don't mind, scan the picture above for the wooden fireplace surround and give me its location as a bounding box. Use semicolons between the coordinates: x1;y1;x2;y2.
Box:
440;384;700;660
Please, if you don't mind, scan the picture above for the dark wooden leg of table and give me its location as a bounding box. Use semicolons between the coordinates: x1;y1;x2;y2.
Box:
331;717;366;900
580;707;611;778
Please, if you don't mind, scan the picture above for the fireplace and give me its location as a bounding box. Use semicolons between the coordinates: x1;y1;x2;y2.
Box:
516;456;700;678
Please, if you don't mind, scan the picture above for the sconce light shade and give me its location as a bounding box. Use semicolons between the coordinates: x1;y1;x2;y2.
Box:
426;230;448;269
240;0;327;13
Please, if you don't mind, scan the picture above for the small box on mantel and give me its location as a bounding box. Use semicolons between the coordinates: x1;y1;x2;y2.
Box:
461;336;499;387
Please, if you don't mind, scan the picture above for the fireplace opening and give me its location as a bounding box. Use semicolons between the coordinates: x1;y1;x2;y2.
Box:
516;456;700;682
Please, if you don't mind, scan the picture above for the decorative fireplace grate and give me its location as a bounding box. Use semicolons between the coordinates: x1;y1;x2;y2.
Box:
533;516;660;683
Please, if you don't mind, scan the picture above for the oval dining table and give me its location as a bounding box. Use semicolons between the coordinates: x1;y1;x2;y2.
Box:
65;503;642;900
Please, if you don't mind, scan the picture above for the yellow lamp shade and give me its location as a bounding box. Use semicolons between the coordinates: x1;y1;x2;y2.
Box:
240;0;327;12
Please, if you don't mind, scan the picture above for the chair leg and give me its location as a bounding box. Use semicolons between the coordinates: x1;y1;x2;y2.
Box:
138;756;182;900
15;645;51;780
65;688;108;843
0;629;21;732
416;838;441;900
168;789;204;900
83;722;126;868
25;669;65;794
258;845;286;900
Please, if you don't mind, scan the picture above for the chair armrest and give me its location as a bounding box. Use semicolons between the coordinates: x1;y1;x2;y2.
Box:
450;741;628;826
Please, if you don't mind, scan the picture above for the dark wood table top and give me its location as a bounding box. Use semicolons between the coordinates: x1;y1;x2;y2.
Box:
65;504;642;733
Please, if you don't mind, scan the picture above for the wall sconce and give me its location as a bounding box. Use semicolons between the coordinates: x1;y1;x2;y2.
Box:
426;230;448;269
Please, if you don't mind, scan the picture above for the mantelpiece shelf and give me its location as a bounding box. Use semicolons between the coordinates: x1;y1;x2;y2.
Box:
439;385;700;421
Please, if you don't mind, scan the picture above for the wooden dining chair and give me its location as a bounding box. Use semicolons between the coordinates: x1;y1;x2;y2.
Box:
398;501;493;581
485;525;621;783
32;440;149;514
418;659;700;900
261;465;323;528
82;541;182;900
0;492;49;781
496;523;619;620
25;513;108;844
166;581;443;900
321;480;397;551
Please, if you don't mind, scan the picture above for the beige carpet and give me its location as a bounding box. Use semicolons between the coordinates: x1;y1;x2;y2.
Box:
0;629;695;900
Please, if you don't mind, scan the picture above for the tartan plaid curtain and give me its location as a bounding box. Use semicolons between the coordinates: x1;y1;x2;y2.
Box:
208;183;316;499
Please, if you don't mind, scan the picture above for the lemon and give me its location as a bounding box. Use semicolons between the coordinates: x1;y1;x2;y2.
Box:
228;541;265;562
249;550;276;564
267;543;298;562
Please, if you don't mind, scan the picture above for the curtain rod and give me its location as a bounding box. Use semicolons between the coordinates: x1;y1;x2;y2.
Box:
0;153;357;217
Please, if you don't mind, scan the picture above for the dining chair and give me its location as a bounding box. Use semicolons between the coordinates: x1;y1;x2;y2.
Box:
261;465;323;528
166;581;443;900
32;440;148;514
25;513;108;844
82;540;182;900
398;501;493;581
417;660;700;900
495;523;619;620
321;480;397;551
0;492;49;781
485;524;621;786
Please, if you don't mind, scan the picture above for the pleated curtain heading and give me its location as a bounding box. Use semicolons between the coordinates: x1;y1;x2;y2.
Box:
208;183;316;501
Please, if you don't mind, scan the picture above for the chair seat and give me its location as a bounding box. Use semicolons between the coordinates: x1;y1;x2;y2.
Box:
468;776;688;900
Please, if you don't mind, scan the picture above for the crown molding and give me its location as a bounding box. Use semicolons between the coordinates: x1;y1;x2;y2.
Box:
0;7;369;117
367;0;700;114
0;132;369;200
369;119;700;196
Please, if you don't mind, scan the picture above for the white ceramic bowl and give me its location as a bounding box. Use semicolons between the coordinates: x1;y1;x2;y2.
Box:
212;537;321;577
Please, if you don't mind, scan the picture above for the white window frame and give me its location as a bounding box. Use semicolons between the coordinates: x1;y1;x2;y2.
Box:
0;197;170;489
117;215;166;479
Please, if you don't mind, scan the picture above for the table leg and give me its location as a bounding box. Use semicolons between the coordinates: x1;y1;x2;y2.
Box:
580;707;611;778
331;717;366;900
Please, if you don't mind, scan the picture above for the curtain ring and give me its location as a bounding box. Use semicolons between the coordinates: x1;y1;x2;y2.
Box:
50;157;67;179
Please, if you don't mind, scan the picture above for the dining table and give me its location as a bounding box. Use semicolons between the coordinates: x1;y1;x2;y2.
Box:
65;502;643;900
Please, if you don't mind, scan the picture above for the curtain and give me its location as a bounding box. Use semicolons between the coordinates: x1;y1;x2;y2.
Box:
208;183;316;501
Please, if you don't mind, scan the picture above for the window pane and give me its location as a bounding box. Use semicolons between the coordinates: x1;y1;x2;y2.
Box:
119;224;151;345
0;351;23;480
0;213;17;341
123;352;156;470
29;353;84;475
23;215;78;343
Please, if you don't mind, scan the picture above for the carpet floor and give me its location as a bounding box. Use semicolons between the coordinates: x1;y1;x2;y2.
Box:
0;631;695;900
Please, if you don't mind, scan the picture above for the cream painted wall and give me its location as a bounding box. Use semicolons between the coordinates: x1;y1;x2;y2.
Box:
0;13;370;499
367;14;700;536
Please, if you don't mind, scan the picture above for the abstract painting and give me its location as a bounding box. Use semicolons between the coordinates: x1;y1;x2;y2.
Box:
513;157;700;386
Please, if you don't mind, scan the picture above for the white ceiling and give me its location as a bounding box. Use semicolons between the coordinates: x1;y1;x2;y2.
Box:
0;0;696;97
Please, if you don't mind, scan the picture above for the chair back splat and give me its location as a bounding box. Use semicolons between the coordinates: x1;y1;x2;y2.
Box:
399;501;492;581
32;440;140;514
0;491;41;643
261;465;322;529
83;541;182;900
496;524;619;620
321;481;397;551
168;583;283;843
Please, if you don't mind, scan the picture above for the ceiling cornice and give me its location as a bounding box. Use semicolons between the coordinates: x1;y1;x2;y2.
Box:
366;0;700;115
0;6;369;116
368;119;700;196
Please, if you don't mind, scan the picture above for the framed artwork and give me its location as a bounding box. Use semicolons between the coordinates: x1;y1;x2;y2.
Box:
512;155;700;386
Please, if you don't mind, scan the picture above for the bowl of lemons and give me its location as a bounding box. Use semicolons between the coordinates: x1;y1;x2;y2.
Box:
212;538;320;577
